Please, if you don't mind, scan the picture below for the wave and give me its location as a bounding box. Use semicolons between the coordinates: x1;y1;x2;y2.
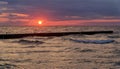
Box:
14;39;44;45
69;39;115;44
108;36;120;38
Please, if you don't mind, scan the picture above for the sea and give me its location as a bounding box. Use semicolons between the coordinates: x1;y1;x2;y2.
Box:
0;26;120;69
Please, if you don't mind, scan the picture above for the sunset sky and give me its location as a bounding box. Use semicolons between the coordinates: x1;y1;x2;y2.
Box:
0;0;120;26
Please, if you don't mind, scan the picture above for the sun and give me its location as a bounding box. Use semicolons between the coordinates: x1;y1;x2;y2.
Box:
38;20;42;25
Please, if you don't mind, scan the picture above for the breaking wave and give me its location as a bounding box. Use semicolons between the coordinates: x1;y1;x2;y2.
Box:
69;39;115;44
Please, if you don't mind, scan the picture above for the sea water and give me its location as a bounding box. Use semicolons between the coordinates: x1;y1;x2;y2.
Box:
0;26;120;69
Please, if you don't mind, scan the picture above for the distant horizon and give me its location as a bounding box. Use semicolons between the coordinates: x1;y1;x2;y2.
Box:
0;23;120;27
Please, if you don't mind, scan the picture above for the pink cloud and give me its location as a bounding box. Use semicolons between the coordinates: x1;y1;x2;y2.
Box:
0;1;8;5
0;18;9;22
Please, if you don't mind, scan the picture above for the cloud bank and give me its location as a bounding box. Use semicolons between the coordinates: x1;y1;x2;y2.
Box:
0;0;120;26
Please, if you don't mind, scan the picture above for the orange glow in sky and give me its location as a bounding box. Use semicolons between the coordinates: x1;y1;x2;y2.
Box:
38;20;43;25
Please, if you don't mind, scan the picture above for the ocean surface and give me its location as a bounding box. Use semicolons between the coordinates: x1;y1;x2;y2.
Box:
0;26;120;69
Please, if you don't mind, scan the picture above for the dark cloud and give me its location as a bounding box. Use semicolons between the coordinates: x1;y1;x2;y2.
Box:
7;0;120;19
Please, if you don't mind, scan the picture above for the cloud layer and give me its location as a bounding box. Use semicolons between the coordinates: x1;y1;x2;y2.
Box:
0;0;120;26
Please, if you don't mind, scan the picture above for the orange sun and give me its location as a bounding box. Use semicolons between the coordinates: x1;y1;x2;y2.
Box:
38;20;43;25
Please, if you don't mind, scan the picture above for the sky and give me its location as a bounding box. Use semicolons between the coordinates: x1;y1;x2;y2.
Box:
0;0;120;26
